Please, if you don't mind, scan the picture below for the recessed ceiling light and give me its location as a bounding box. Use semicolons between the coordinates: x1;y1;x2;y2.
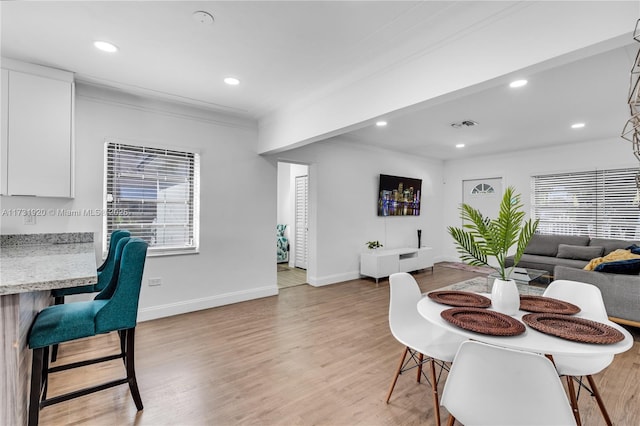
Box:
509;79;528;88
456;143;465;148
376;121;387;127
224;77;240;86
94;40;118;53
571;122;586;129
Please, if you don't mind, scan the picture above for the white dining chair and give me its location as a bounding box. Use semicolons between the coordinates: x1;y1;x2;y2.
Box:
440;340;576;426
386;272;465;426
543;279;615;426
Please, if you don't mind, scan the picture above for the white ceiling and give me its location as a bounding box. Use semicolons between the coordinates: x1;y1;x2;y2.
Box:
342;43;638;160
1;1;637;160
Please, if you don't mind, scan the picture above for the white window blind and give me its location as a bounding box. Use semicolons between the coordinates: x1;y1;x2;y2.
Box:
104;141;200;255
531;168;640;239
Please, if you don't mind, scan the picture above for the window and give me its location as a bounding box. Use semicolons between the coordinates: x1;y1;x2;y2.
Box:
104;141;200;255
471;183;495;194
531;167;640;239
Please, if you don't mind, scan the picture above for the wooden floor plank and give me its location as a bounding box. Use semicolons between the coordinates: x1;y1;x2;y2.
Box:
37;264;639;425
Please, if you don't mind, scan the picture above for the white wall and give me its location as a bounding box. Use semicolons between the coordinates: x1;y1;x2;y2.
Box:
0;83;278;320
441;137;638;262
274;137;444;285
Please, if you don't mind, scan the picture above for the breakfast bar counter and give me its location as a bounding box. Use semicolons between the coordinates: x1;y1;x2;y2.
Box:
0;233;97;426
1;241;97;295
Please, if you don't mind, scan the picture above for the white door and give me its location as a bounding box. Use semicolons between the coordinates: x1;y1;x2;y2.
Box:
462;178;503;222
294;175;308;269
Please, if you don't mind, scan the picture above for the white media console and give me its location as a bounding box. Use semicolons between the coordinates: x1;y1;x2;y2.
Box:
360;247;434;283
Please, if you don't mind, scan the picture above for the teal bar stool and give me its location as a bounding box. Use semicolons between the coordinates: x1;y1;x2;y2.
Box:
50;229;130;361
28;237;148;426
52;229;131;303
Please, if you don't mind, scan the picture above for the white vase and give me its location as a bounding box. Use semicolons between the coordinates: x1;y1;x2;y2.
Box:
491;278;520;315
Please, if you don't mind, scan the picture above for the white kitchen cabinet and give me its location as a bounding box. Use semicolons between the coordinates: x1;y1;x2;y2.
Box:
360;247;434;283
1;60;74;197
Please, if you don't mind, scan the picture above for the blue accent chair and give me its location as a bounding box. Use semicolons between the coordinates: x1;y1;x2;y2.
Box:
28;237;148;426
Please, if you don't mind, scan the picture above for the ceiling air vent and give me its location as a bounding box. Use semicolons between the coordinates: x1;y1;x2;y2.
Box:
451;120;479;128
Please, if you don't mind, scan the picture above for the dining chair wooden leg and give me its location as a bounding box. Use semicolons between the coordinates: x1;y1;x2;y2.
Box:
416;353;424;383
565;375;582;426
586;375;612;426
124;328;144;410
386;346;409;403
445;414;456;426
429;358;442;426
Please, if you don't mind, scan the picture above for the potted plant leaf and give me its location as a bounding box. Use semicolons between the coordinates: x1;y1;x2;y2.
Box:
447;186;538;314
366;240;384;250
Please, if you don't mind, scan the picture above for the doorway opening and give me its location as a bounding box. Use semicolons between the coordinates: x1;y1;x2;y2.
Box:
277;161;309;289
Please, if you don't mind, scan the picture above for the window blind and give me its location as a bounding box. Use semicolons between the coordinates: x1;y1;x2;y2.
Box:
531;168;640;239
104;141;200;255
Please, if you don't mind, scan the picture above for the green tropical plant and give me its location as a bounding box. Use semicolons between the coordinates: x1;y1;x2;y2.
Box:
447;186;538;280
366;240;383;249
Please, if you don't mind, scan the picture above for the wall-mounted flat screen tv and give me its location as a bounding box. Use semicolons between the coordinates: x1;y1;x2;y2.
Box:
378;174;422;216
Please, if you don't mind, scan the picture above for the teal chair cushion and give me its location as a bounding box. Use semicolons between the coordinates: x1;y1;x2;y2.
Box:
28;300;108;349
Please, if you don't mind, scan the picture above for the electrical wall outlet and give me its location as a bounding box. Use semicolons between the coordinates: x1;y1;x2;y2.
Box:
24;215;36;225
148;277;162;287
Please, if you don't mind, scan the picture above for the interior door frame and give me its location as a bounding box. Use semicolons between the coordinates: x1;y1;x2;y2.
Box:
276;160;312;285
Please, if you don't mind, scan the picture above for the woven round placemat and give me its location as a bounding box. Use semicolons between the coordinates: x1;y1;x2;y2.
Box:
428;290;491;308
522;313;625;344
519;295;580;315
441;307;525;336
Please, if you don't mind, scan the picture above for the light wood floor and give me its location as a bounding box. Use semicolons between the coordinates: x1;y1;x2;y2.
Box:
277;265;307;289
39;264;640;425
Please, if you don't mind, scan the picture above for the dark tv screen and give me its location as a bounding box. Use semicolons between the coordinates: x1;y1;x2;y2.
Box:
378;174;422;216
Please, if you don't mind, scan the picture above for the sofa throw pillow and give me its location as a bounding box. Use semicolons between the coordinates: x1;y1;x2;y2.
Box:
584;249;640;271
590;238;640;256
594;258;640;275
626;244;640;255
557;244;604;261
525;235;574;256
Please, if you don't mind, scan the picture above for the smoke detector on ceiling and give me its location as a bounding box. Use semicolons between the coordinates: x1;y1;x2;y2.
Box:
450;120;479;128
192;11;214;25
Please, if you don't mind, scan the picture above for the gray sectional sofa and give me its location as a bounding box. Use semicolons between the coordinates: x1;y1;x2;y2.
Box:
505;234;640;326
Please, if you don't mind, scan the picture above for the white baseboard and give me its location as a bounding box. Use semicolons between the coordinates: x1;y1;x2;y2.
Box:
308;271;361;286
137;285;278;322
436;255;460;263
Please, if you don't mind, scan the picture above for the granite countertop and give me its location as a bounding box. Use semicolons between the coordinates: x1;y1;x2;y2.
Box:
0;233;97;295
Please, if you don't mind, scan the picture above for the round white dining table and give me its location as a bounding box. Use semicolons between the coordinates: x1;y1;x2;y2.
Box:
416;294;634;357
